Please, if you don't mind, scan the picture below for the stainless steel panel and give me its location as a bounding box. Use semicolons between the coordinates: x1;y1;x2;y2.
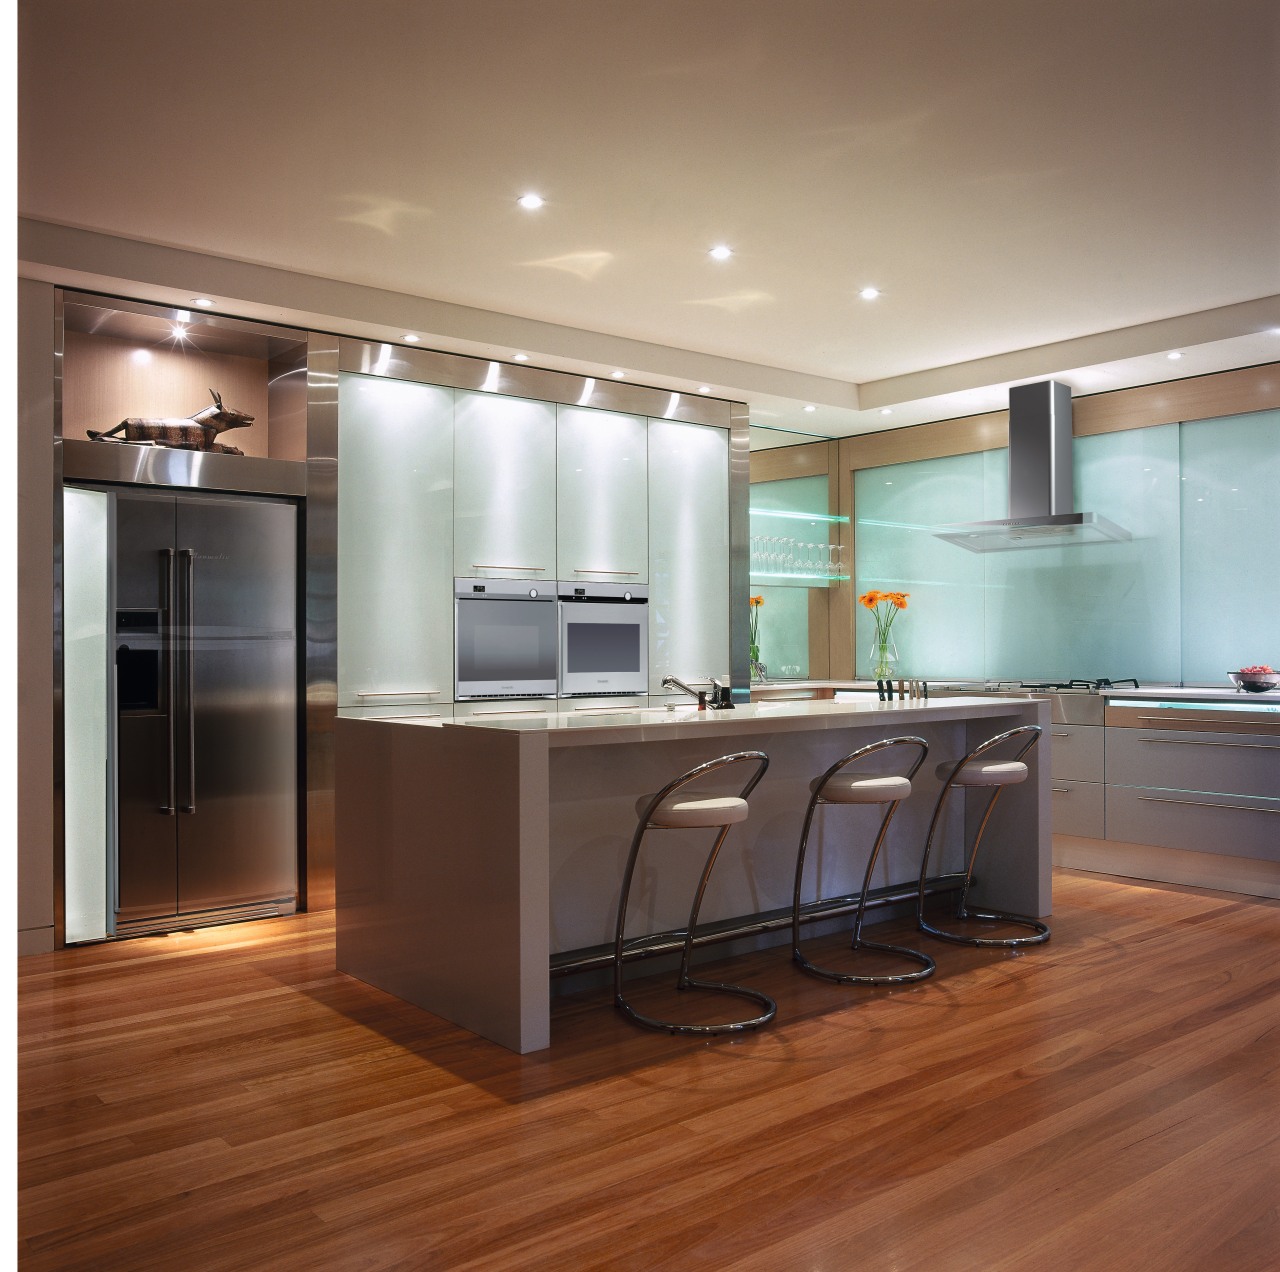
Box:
62;438;307;496
304;335;339;911
728;400;751;699
338;337;733;428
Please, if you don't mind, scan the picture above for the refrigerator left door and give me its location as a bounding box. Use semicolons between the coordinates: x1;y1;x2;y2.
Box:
175;496;299;912
114;492;181;923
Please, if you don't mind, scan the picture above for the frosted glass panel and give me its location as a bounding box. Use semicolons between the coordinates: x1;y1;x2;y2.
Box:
63;487;112;943
854;425;1181;682
855;453;986;679
556;406;647;582
648;421;730;689
338;373;455;709
1179;409;1280;681
983;426;1181;682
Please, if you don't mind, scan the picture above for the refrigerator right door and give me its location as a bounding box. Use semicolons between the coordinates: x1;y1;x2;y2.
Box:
175;495;298;913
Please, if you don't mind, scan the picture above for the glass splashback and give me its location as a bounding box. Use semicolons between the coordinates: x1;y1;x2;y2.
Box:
854;411;1274;684
1179;409;1280;680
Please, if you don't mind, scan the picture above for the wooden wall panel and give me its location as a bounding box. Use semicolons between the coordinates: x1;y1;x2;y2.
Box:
749;442;830;482
62;332;272;458
1074;363;1280;436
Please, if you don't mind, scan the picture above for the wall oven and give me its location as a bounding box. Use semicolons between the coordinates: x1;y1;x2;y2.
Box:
455;578;558;699
558;581;649;697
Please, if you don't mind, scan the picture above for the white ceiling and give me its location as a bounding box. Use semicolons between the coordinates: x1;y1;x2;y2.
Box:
18;0;1280;439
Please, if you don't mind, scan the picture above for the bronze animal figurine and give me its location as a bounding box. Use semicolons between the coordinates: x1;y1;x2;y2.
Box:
87;390;254;455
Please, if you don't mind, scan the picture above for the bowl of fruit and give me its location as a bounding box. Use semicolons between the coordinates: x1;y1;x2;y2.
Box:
1229;664;1279;692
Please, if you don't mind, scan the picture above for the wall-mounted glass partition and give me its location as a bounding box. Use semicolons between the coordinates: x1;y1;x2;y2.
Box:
853;409;1275;684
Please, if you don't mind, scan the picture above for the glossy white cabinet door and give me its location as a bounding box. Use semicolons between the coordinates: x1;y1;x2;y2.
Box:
338;373;455;708
647;420;730;691
454;391;557;580
556;406;648;584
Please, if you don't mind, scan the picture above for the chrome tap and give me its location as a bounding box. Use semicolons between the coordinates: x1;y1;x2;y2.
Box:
662;675;703;704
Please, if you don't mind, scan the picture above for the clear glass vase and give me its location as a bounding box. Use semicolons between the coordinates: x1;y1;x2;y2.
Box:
869;637;898;680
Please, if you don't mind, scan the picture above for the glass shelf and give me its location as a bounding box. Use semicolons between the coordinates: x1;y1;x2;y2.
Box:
751;571;849;584
750;507;849;524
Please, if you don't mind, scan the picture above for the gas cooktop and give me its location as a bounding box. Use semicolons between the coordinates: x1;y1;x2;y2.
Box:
988;678;1141;693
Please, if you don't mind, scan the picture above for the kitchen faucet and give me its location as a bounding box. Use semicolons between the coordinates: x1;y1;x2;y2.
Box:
661;675;703;703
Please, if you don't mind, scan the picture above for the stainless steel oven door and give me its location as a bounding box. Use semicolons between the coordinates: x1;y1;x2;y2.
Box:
455;579;558;699
558;599;649;696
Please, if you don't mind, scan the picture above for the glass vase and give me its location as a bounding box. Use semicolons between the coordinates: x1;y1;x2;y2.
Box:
869;636;898;680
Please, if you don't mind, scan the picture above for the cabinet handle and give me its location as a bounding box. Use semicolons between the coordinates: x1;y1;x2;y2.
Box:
468;707;549;717
471;564;547;572
1141;737;1275;750
1052;786;1072;794
1137;795;1279;815
1134;714;1279;730
572;569;640;575
355;689;441;698
1052;731;1071;738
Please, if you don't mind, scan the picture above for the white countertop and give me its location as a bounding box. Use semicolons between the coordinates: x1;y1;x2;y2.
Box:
436;694;1046;745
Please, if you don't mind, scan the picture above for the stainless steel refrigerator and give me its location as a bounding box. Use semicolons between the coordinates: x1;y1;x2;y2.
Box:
112;490;299;935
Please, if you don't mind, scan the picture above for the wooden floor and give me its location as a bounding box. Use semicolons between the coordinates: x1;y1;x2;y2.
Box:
18;869;1280;1271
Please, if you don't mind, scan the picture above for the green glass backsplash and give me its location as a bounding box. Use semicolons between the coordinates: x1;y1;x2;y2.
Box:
854;409;1277;684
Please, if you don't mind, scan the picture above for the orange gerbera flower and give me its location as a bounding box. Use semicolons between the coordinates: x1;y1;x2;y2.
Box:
858;590;883;610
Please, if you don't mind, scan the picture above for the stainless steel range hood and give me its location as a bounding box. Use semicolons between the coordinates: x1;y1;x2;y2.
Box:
933;380;1130;552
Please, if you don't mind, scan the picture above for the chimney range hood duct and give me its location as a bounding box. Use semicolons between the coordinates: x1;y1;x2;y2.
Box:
933;380;1130;553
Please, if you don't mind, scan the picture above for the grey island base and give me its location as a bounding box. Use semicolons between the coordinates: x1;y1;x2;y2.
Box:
335;696;1051;1053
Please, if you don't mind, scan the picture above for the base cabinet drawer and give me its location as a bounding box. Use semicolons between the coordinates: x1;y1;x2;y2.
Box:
1052;779;1105;838
1050;724;1104;783
1106;727;1280;800
1105;785;1280;861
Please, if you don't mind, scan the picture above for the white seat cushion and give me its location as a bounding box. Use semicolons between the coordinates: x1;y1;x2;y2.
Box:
815;774;911;804
942;759;1029;787
639;794;749;828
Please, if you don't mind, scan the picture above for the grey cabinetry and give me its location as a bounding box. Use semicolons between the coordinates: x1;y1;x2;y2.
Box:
1050;723;1104;838
1104;717;1280;862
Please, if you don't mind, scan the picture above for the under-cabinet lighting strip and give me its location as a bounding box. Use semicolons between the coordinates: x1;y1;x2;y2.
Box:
751;571;851;581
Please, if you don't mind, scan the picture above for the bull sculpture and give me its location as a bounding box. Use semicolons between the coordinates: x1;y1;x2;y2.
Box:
87;390;254;455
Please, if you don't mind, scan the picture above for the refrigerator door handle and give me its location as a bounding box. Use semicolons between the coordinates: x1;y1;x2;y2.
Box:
179;548;197;814
160;548;176;815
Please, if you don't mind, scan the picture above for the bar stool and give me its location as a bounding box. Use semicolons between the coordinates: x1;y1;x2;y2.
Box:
614;750;777;1035
916;724;1050;947
792;736;936;985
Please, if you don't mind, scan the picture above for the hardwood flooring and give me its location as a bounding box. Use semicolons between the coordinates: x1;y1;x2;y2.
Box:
18;869;1280;1271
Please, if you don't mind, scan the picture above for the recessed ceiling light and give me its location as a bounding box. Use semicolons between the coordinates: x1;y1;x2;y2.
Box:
803;404;816;413
708;245;733;261
880;408;893;416
1167;351;1183;360
859;287;881;301
513;353;529;362
171;324;187;339
191;298;213;308
610;370;626;379
517;193;544;210
403;334;420;343
698;385;711;394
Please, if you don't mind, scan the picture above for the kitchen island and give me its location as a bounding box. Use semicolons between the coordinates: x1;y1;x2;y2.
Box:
335;695;1051;1052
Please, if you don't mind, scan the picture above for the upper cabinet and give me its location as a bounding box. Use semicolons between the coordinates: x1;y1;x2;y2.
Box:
556;407;648;584
337;373;455;709
454;391;557;581
647;420;731;689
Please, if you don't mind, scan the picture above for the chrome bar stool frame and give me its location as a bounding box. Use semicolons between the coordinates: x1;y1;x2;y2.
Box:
614;750;777;1036
916;724;1050;947
792;736;936;985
